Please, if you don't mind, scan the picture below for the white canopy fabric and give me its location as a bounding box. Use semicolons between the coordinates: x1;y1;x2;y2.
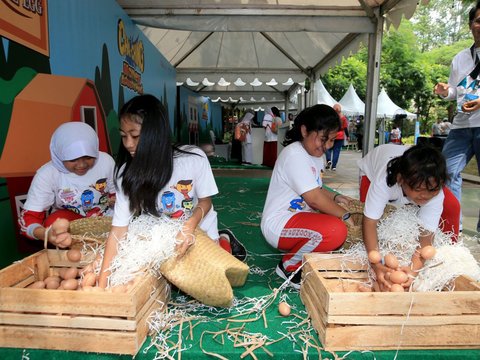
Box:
339;83;365;116
314;80;337;107
117;0;426;104
377;88;417;119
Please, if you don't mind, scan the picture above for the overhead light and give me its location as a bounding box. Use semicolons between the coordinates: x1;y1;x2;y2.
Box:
266;78;278;86
250;97;256;102
218;77;231;86
176;81;184;86
186;78;199;86
282;78;294;86
260;97;266;101
234;78;246;86
202;78;215;86
250;78;262;86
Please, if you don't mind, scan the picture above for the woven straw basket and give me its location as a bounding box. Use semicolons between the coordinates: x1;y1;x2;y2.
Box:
160;229;249;307
69;216;113;248
340;199;395;242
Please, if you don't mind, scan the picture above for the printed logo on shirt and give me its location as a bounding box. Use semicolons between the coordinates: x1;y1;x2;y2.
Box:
288;197;306;212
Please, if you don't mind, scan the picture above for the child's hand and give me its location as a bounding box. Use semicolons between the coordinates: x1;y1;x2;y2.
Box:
399;265;416;289
49;218;72;248
370;262;393;291
175;231;195;258
462;99;480;112
434;82;449;97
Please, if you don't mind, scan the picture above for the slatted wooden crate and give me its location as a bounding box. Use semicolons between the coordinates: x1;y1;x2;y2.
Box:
301;253;480;351
0;249;169;355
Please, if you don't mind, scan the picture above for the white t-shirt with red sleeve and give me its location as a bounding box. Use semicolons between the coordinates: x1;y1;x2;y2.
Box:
357;144;444;232
261;141;324;247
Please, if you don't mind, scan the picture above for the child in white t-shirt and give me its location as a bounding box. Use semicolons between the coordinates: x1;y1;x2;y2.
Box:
19;122;115;248
99;95;246;288
261;104;355;289
358;143;460;291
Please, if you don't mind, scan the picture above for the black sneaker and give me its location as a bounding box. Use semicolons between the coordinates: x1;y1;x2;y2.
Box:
326;161;332;170
218;229;247;262
275;261;301;290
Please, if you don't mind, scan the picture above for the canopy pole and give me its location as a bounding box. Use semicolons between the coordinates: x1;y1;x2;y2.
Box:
364;8;383;155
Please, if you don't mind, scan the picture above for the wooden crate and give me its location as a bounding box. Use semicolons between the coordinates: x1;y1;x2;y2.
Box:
301;253;480;351
0;249;169;355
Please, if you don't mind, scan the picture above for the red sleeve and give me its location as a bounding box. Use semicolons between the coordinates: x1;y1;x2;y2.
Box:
18;209;46;239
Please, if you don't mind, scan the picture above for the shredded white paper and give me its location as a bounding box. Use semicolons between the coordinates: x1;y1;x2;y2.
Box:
107;214;183;287
342;205;480;291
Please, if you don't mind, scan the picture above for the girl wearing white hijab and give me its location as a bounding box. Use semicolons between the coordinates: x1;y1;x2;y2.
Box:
239;110;254;164
19;122;115;247
262;106;282;167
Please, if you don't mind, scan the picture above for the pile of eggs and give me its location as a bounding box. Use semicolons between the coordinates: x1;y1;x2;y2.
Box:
362;246;436;293
26;249;135;293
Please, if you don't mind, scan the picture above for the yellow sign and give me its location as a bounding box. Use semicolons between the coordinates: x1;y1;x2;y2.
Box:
0;0;49;56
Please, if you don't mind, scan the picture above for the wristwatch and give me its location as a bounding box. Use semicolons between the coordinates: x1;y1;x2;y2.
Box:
341;212;351;221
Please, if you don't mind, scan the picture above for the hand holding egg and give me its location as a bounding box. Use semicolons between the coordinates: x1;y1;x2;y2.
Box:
49;218;72;248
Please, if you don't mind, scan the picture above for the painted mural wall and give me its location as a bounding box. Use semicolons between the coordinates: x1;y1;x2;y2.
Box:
0;0;179;266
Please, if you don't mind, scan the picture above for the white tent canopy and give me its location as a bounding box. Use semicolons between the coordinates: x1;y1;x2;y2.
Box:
377;88;417;119
339;83;365;116
314;80;337;107
117;0;425;104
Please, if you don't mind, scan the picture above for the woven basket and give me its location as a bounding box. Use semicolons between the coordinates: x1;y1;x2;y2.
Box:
340;199;396;243
160;229;249;307
69;216;112;249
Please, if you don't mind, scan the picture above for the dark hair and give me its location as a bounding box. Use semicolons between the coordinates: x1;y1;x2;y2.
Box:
386;143;447;191
271;106;281;117
469;2;480;25
116;94;198;215
283;104;340;146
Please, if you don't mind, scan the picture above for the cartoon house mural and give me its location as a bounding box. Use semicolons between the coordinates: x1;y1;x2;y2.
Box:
0;73;110;252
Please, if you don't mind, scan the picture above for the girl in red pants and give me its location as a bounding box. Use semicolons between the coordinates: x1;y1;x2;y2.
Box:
358;143;460;290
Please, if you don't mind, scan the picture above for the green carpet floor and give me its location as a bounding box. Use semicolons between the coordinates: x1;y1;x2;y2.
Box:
1;177;479;359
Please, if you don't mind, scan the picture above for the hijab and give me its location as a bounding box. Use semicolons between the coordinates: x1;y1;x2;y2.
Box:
50;122;99;173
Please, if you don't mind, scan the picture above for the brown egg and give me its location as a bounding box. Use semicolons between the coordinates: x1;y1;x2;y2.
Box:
278;302;291;316
27;280;46;289
61;278;79;290
390;284;405;292
66;249;82;262
81;272;97;287
45;279;60;289
390;270;408;284
368;250;382;264
420;245;436;260
59;267;78;280
384;253;399;269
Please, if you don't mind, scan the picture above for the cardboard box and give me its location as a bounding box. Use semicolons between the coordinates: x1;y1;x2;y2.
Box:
0;249;169;355
301;253;480;351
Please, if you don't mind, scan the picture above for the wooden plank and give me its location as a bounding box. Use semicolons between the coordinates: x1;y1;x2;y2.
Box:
0;324;141;355
0;287;136;316
0;311;137;330
323;324;480;351
300;286;327;346
327;290;480;316
328;314;480;326
0;252;41;287
12;275;36;288
35;251;51;280
454;275;480;291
